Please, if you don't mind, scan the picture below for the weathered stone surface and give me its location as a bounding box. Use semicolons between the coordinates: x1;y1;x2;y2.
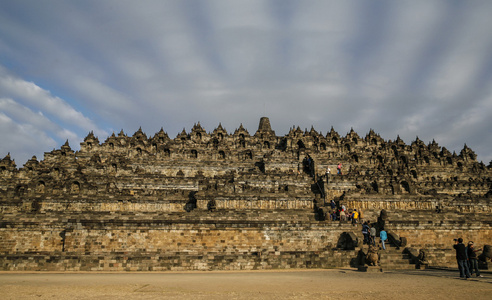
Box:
365;245;379;266
0;117;491;271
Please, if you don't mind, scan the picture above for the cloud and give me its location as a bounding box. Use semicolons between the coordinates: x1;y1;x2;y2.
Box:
0;96;81;165
0;70;99;132
0;67;108;164
1;1;492;165
0;111;57;166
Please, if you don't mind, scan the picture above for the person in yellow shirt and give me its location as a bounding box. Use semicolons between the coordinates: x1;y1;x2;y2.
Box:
352;209;359;225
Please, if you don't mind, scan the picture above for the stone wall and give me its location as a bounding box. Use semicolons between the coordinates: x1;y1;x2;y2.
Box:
0;210;358;271
1;209;491;271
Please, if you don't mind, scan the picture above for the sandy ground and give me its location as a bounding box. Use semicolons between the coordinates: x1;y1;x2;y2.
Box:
0;268;491;300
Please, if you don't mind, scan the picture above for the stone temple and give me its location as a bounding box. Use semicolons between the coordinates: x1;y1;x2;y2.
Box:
0;117;491;271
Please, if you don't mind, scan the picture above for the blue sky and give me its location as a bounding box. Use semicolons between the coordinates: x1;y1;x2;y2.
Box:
1;0;492;166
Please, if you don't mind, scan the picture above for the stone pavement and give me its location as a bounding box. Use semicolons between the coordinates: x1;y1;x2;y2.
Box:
0;268;491;299
389;267;492;284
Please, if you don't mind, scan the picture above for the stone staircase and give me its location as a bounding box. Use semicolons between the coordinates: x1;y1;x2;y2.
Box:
353;229;417;271
377;243;416;270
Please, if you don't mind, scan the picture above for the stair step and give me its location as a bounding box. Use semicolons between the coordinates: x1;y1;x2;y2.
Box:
381;264;416;270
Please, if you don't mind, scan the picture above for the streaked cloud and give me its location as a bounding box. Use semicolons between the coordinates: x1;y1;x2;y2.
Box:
0;67;107;164
1;0;492;165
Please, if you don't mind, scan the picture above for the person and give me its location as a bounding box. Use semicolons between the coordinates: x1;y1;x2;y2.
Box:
370;223;377;246
339;209;346;221
362;222;370;244
341;204;346;212
351;209;358;225
330;199;336;210
467;241;483;277
337;163;342;175
453;238;471;279
379;228;387;250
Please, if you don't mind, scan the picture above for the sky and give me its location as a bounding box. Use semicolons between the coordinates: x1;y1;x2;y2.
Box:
1;0;492;166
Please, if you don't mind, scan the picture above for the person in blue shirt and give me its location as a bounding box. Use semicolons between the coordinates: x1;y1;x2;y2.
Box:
330;200;336;209
379;228;387;250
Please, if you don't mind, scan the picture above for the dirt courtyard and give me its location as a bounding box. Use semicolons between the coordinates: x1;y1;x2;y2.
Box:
1;268;491;299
